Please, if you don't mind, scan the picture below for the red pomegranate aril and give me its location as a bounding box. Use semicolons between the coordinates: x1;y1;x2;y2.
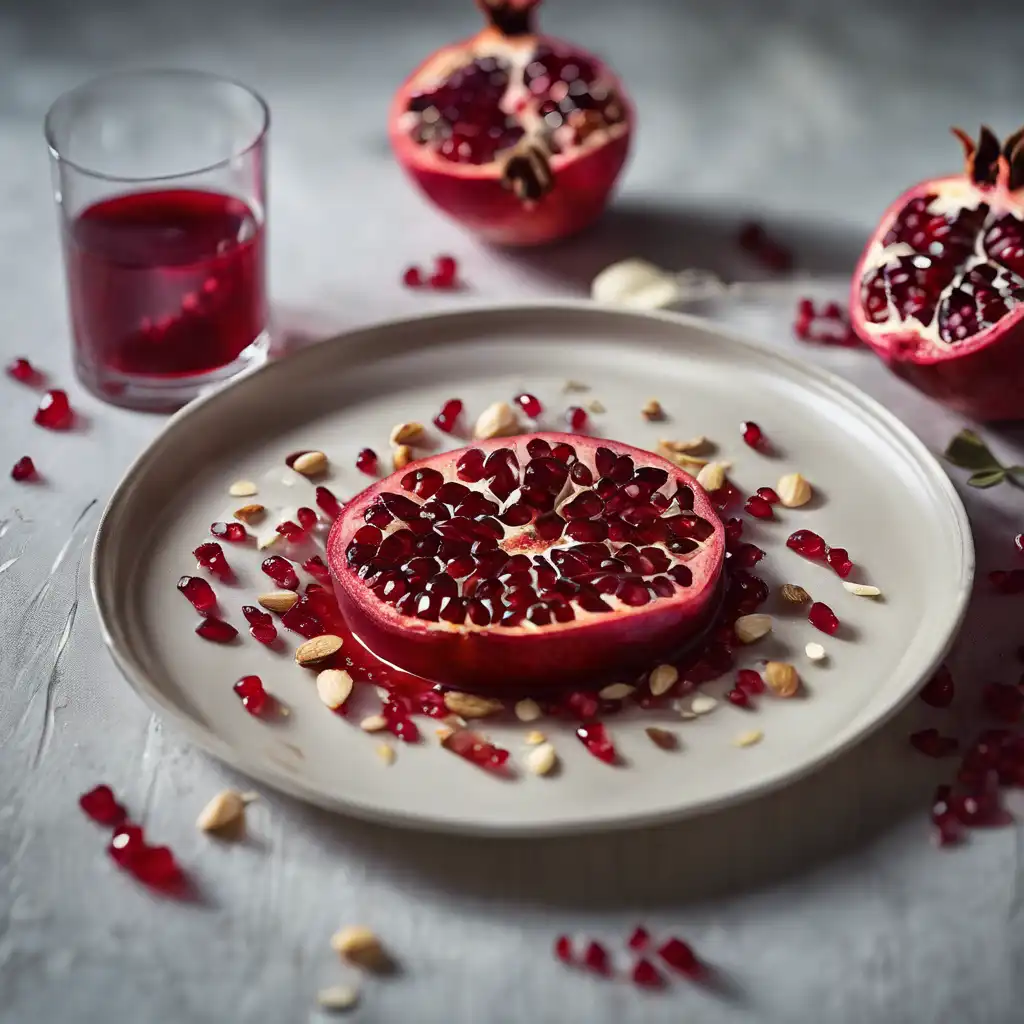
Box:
442;728;509;770
303;555;332;582
744;494;774;520
933;811;963;847
909;728;959;758
34;389;73;429
434;398;464;433
297;507;318;532
730;543;765;570
741;421;764;448
456;448;486;482
982;682;1024;722
554;935;574;964
583;940;611;976
196;617;238;643
577;721;617;764
281;599;325;638
808;601;839;635
211;521;247;542
627;926;650;951
826;547;854;578
726;688;750;707
194;542;232;579
315;485;344;520
130;845;181;888
108;824;146;868
6;356;39;384
276;520;305;542
514;392;543;418
403;265;423;287
565;406;588;431
177;575;216;613
434;254;458;281
262;555;299;590
920;665;955;707
79;784;126;826
756;486;780;504
990;569;1024;594
658;938;702;978
632;958;665;989
737;668;765;694
11;456;36;481
356;448;378;474
234;674;268;715
787;529;827;559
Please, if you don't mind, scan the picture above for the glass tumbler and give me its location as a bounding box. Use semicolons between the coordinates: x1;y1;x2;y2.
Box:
45;70;269;410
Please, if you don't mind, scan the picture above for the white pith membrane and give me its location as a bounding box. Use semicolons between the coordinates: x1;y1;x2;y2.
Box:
856;176;1024;355
395;20;629;182
342;437;723;634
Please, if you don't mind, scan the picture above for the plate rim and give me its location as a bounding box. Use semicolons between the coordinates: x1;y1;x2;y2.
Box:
90;300;975;836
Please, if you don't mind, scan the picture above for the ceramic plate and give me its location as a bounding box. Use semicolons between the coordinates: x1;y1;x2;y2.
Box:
91;302;973;835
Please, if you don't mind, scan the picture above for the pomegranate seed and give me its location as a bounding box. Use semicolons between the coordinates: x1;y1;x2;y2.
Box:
756;486;780;504
6;356;39;384
276;520;305;542
441;728;510;770
34;389;72;429
211;521;247;542
726;688;750;707
297;506;318;531
627;926;650;951
356;448;378;474
576;722;617;764
130;845;181;888
737;668;765;694
909;728;959;758
1015;533;1024;555
730;543;765;569
982;682;1024;723
583;940;611;975
433;398;463;433
315;485;343;519
744;494;774;520
920;665;955;707
632;958;665;989
243;605;277;644
826;547;853;578
990;569;1024;594
808;601;839;635
177;575;216;613
234;675;268;715
11;456;36;481
195;617;237;643
741;421;764;448
658;937;702;978
262;555;299;590
403;265;423;287
434;254;458;281
303;555;331;582
565;406;588;431
933;811;963;847
79;784;126;826
193;542;232;579
787;529;827;559
108;824;146;868
514;392;543;418
554;935;574;964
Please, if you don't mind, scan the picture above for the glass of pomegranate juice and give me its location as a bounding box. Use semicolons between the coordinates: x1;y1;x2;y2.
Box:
45;71;269;410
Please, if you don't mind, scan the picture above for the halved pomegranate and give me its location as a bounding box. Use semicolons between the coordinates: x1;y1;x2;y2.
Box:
852;126;1024;420
327;433;725;692
388;0;633;246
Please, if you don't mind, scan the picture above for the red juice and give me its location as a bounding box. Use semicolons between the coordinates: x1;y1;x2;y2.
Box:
64;189;266;379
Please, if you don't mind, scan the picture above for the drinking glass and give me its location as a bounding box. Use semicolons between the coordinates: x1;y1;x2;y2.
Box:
45;70;269;410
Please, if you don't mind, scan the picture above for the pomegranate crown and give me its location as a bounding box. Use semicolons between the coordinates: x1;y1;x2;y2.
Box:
952;124;1024;192
475;0;542;36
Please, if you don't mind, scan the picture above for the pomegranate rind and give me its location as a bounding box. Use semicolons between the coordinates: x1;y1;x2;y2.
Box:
850;176;1024;421
328;433;725;692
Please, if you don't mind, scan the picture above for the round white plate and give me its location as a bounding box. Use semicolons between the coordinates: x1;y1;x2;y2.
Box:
92;302;973;835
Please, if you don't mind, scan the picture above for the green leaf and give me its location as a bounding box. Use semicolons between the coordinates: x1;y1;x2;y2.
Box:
967;468;1006;488
1006;466;1024;487
944;428;1003;471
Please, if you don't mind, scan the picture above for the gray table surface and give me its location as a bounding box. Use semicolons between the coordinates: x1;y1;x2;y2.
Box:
3;1;1024;1021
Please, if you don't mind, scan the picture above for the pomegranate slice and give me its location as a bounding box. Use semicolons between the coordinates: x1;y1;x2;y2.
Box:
388;0;633;246
852;126;1024;419
327;433;725;691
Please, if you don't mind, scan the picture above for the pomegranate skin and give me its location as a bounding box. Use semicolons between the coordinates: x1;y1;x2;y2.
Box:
327;433;725;693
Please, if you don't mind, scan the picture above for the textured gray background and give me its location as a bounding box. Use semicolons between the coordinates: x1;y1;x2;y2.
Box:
3;0;1024;1021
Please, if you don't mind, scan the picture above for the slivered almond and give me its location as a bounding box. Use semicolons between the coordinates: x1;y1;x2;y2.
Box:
696;461;727;491
777;472;812;508
360;714;387;733
474;401;520;440
258;590;299;613
525;742;557;776
764;661;800;698
588;398;606;413
390;422;425;446
443;692;504;718
195;789;249;835
562;379;589;392
524;730;546;745
842;581;882;597
229;479;258;497
295;634;343;667
658;440;709;469
316;669;353;709
661;435;709;455
292;450;328;476
734;613;773;644
734;729;764;748
376;744;396;766
641;398;665;421
690;694;718;715
598;682;635;700
645;727;678;750
331;926;388;970
515;698;541;722
780;583;811;604
392;444;413;470
234;503;266;524
648;663;678;696
805;641;827;661
316;985;359;1012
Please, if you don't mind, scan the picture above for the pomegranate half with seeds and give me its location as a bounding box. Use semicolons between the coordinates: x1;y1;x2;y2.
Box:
852;125;1024;420
327;433;725;691
388;0;633;246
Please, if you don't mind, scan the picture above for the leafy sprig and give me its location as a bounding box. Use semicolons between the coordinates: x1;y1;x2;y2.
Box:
943;428;1024;488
